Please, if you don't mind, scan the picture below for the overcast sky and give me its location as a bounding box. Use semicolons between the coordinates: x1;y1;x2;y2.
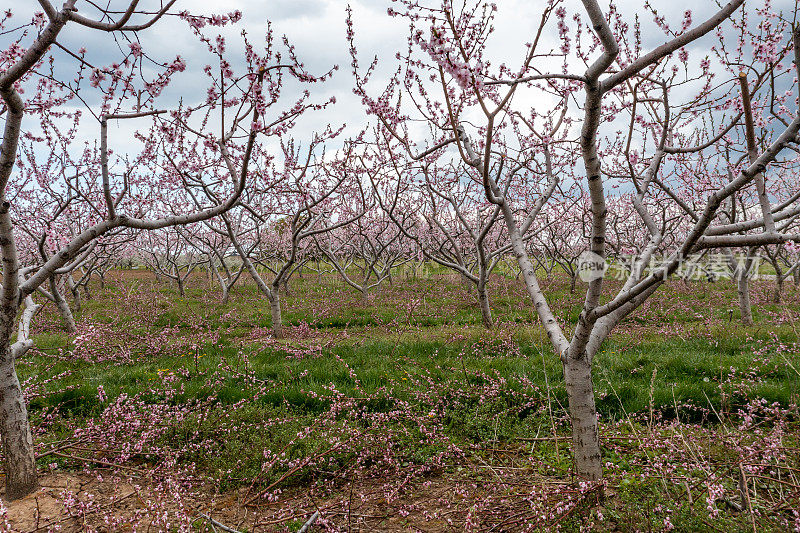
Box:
6;0;799;161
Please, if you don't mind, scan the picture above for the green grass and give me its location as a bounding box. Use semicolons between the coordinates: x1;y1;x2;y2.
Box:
19;268;800;530
22;328;800;423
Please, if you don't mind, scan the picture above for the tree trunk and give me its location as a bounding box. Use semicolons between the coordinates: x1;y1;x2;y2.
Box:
176;277;185;297
477;283;493;329
210;259;230;304
269;292;283;339
0;355;38;500
66;274;81;313
569;272;577;293
220;283;230;305
50;276;76;334
563;355;602;481
773;275;783;304
737;269;753;326
728;251;754;326
769;258;783;304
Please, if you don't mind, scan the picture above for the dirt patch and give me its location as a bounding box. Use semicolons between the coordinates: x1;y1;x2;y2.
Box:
1;462;590;532
3;471;201;532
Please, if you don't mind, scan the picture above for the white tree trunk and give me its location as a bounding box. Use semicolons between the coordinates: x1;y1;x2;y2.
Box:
773;274;783;304
66;274;81;313
727;251;754;325
50;276;76;334
0;349;37;500
477;282;493;329
563;355;602;480
269;292;283;339
737;274;753;325
736;264;753;325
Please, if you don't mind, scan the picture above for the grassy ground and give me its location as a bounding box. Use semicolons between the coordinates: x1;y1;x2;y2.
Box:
9;267;800;531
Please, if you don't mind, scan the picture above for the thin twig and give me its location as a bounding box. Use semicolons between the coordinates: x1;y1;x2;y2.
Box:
197;513;243;533
297;510;320;533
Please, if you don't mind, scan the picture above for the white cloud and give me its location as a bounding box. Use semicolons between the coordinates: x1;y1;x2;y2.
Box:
5;0;799;161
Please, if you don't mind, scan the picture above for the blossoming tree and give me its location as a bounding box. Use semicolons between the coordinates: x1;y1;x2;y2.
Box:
0;1;285;499
349;0;800;482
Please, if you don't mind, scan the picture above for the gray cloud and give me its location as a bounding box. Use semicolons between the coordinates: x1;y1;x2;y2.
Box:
5;0;799;159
